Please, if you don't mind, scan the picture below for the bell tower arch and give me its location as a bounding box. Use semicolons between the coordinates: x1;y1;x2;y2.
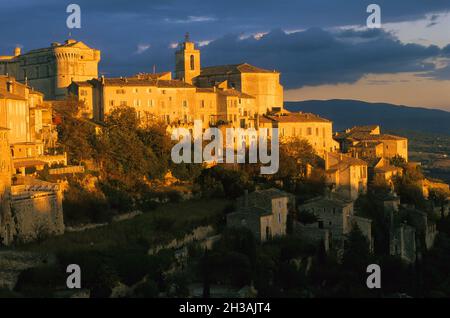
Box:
175;33;201;84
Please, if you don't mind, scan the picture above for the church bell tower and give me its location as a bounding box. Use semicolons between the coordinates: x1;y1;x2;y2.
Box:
175;33;201;84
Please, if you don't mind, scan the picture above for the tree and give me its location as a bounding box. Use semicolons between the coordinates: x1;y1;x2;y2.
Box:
277;137;317;180
56;98;96;163
429;188;450;220
195;166;253;199
343;225;371;273
390;155;407;168
97;106;161;187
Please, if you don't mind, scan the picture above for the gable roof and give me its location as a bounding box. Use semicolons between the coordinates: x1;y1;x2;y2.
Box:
0;89;26;100
86;77;196;88
200;63;277;76
260;112;330;124
300;196;352;209
217;88;255;99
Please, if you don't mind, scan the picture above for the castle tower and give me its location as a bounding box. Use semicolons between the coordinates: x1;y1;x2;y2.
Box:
0;128;15;245
0;39;100;100
175;33;200;84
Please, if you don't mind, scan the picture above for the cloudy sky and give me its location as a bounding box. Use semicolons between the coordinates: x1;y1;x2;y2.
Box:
1;0;450;110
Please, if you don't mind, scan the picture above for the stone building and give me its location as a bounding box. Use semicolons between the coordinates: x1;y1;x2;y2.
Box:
298;195;373;250
68;37;281;125
227;188;292;242
0;126;64;245
0;39;100;100
298;196;354;243
258;111;340;157
0;127;14;245
334;125;408;161
325;152;368;201
371;157;403;184
0;76;65;175
390;224;416;264
194;63;283;115
68;37;340;158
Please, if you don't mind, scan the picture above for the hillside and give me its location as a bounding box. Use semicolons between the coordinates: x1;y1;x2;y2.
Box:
285;99;450;136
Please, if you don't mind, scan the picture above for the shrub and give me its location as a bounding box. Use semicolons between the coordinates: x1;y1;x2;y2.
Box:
15;265;65;297
134;279;159;298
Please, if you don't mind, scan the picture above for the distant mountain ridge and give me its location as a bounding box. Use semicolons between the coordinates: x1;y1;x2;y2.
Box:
284;99;450;135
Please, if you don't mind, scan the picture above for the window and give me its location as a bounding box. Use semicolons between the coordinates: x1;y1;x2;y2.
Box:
133;88;139;93
134;100;141;107
200;100;205;108
148;100;153;107
190;55;195;70
307;127;312;135
147;88;152;93
120;101;127;106
116;89;126;94
278;213;281;224
182;100;188;107
109;100;115;107
80;90;87;96
316;128;319;136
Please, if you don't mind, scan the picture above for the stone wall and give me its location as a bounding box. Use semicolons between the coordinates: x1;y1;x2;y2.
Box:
11;184;65;242
293;222;330;252
390;224;416;264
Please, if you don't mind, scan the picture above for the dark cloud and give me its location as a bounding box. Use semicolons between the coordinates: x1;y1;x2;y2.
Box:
197;28;444;88
1;0;450;87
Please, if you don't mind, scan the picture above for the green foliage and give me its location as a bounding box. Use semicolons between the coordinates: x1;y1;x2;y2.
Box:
14;265;65;297
277;137;318;180
133;280;159;298
195;166;253;199
343;225;371;273
390;155;407;168
294;169;327;202
99;180;134;213
63;181;111;226
393;164;427;208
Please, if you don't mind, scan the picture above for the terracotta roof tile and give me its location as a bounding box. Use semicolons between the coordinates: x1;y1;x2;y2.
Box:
200;63;277;76
262;112;330;123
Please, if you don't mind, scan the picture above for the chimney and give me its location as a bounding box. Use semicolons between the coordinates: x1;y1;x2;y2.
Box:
14;47;21;57
101;75;105;85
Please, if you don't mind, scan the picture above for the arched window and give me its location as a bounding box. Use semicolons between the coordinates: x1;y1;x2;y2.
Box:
190;55;195;70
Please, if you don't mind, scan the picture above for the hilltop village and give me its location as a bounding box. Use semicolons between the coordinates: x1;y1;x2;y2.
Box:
0;37;449;297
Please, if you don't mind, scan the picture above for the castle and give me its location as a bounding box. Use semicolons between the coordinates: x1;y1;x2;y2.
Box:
0;39;100;100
